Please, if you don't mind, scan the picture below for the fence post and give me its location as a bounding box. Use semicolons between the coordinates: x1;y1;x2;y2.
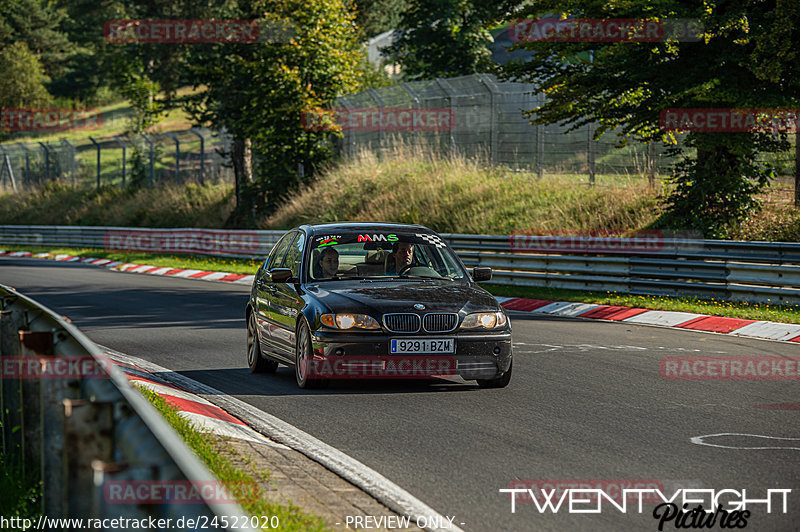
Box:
795;131;799;208
61;139;76;186
38;142;51;182
367;89;386;154
190;128;205;185
435;78;457;156
400;83;421;148
166;132;180;182
339;98;355;158
648;142;656;190
587;123;596;186
141;134;155;187
16;143;31;185
478;74;500;166
114;136;127;187
537;92;544;179
89;137;101;190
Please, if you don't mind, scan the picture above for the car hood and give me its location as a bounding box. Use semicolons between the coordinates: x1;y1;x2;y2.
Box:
307;279;499;316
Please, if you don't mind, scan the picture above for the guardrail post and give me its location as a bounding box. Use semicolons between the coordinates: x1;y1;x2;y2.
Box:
19;331;52;479
92;461;152;522
0;309;24;459
63;399;115;519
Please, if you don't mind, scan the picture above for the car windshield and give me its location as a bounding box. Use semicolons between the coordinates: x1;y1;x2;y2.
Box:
306;231;466;282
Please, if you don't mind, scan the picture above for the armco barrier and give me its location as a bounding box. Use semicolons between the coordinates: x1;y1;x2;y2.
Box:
0;283;257;530
1;225;799;304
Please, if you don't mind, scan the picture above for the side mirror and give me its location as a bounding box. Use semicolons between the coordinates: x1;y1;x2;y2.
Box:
472;267;492;282
266;268;293;283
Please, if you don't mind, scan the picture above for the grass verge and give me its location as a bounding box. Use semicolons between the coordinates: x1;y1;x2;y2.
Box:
6;244;800;325
135;386;328;531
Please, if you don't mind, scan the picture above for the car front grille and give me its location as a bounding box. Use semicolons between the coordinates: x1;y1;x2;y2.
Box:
383;313;421;333
422;313;458;333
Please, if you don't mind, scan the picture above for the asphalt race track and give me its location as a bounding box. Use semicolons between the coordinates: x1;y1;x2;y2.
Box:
2;257;799;531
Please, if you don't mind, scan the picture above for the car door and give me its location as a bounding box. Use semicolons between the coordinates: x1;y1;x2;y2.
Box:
255;232;294;358
270;231;306;357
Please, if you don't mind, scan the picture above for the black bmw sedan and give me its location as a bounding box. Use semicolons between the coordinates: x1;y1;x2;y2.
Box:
246;223;512;389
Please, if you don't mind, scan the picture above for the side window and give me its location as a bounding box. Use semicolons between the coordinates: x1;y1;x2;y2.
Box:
281;232;306;278
265;232;295;271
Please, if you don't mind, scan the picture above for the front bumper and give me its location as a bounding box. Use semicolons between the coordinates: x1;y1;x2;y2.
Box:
309;329;512;380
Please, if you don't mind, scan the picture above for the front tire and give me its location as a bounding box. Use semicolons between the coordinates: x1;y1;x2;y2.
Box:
477;360;512;388
295;318;328;389
247;311;278;373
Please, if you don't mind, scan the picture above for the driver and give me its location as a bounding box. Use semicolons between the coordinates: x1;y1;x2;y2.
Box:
314;247;339;278
387;241;414;275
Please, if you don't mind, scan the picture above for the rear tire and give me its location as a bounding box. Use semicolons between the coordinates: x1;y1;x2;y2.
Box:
295;319;328;389
247;311;278;373
477;360;512;389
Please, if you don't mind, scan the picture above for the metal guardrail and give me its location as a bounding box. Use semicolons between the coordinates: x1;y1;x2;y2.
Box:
0;284;257;531
1;225;799;305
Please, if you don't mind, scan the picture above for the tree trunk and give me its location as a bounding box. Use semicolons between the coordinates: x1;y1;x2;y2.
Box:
232;137;254;215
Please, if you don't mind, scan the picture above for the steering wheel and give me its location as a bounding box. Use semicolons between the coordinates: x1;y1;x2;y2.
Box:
398;264;413;276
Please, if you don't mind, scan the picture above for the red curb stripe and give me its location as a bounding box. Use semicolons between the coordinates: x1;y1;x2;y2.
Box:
580;305;648;321
756;403;800;410
788;335;800;343
188;270;213;278
125;374;186;393
677;316;757;334
219;273;246;282
159;394;246;426
163;268;187;275
57;255;76;261
501;298;553;311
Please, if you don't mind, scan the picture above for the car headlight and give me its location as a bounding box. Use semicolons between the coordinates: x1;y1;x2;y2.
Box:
460;311;508;329
320;313;380;330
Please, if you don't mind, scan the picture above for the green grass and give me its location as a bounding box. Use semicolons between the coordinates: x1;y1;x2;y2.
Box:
136;386;328;531
487;284;800;325
0;451;41;523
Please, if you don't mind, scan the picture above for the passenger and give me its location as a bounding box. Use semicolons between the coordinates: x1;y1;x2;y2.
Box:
386;241;414;275
314;247;339;279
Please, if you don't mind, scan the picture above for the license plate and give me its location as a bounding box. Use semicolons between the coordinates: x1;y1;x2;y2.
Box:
390;338;455;354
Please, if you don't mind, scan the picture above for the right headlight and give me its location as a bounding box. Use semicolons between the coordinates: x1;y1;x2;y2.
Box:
460;311;508;330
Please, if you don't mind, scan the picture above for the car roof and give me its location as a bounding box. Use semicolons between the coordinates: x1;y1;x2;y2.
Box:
301;222;435;237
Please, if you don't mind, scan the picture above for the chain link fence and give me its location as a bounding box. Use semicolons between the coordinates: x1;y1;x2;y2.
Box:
0;127;234;191
334;73;797;183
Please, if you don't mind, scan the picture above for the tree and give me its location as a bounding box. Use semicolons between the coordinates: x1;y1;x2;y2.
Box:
0;42;51;108
386;0;516;79
502;0;799;237
187;0;365;220
355;0;408;39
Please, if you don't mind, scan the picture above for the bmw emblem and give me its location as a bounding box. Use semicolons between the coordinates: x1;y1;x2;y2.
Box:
414;304;425;310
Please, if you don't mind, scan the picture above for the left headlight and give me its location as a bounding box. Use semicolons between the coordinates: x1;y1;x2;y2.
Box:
320;313;381;330
460;311;508;330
